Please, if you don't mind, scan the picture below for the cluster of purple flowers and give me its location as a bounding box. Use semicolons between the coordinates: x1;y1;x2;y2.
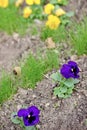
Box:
16;61;80;127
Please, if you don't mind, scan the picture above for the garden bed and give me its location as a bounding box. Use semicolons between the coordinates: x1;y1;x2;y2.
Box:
0;0;87;130
0;56;87;130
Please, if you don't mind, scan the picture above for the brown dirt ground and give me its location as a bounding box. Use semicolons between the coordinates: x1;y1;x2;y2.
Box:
0;0;87;130
0;31;44;73
0;56;87;130
65;0;87;21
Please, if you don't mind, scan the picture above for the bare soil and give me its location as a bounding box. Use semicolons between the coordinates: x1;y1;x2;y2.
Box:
0;0;87;130
0;56;87;130
65;0;87;20
0;31;44;73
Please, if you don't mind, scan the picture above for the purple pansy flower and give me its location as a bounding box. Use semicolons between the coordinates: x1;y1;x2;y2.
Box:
17;106;40;126
60;61;80;79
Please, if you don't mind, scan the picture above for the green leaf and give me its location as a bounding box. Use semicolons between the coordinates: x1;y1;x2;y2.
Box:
58;0;68;5
61;19;70;25
54;5;60;10
54;87;66;98
54;87;60;96
25;126;37;130
11;112;21;124
60;86;67;93
50;0;58;4
58;93;65;98
65;78;80;85
73;79;80;84
63;94;71;98
67;88;73;94
51;72;62;82
65;12;74;17
64;78;74;87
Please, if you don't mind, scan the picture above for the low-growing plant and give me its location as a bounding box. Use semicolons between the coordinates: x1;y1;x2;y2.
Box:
21;50;59;88
51;61;80;98
44;0;74;30
0;73;17;105
41;25;67;43
69;18;87;55
0;0;73;34
0;4;29;35
15;0;45;20
14;0;73;31
51;0;68;6
0;50;59;104
11;105;40;130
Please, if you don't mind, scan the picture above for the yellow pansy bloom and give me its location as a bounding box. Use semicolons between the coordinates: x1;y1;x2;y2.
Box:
23;7;32;18
25;0;34;5
46;15;61;30
34;0;40;5
48;14;54;20
44;3;54;15
55;8;66;16
0;0;8;8
15;0;24;7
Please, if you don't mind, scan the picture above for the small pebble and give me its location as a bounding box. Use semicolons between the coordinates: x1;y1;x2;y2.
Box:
45;103;50;107
36;124;41;129
17;105;22;110
71;55;78;60
32;94;37;98
52;96;56;100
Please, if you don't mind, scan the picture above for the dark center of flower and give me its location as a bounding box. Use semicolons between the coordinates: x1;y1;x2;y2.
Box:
71;67;77;75
27;112;36;124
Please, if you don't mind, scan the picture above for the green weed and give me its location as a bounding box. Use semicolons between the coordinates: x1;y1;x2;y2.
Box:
41;25;67;43
69;18;87;55
0;50;59;104
0;74;17;105
21;50;59;88
28;24;38;35
21;54;45;88
0;5;29;35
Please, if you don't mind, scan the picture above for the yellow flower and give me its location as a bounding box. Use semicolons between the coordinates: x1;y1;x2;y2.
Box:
23;7;32;18
15;0;24;7
34;0;40;5
55;8;66;16
44;3;54;15
25;0;34;5
46;15;61;30
48;14;54;20
0;0;9;8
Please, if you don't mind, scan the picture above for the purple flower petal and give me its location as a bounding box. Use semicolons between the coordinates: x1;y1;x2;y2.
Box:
31;115;39;125
27;106;40;116
18;109;28;117
68;61;77;66
23;115;39;126
23;116;30;126
60;64;71;78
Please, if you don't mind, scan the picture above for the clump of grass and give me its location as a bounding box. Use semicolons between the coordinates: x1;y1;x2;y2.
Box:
0;5;29;35
0;50;59;104
41;25;67;43
28;23;38;35
0;74;17;105
69;18;87;55
44;50;59;70
21;50;59;88
21;54;45;88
